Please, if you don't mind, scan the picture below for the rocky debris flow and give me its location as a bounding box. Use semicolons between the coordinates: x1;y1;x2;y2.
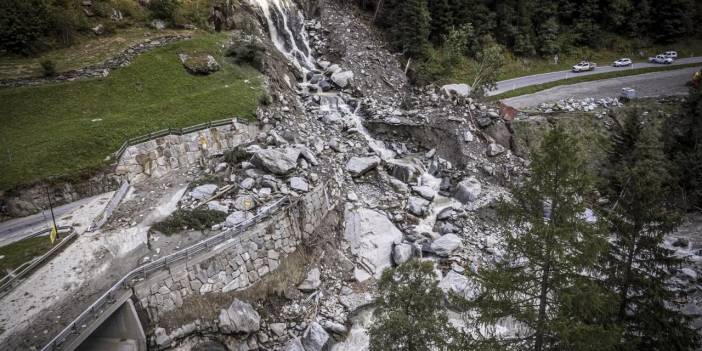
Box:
218;299;261;334
537;97;623;114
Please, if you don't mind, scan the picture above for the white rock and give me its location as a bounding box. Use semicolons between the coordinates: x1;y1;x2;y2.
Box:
331;70;354;88
438;270;477;300
240;178;255;190
440;83;471;97
407;196;429;217
487;143;506;157
298;267;321;292
225;211;248;227
191;184;218;200
393;243;413;265
290;177;309;192
454;177;481;204
344;208;403;278
430;234;462;257
346;156;381;177
412;185;436;201
303;322;330;351
218;299;260;334
207;200;229;213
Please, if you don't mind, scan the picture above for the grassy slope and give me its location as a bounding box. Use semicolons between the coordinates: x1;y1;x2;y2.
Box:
0;27;191;80
0;235;54;279
0;32;262;191
490;63;702;101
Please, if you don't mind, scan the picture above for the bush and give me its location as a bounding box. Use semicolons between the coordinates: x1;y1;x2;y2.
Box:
151;208;227;235
178;0;210;28
40;59;57;77
149;0;181;24
225;36;265;71
0;0;50;54
111;0;147;21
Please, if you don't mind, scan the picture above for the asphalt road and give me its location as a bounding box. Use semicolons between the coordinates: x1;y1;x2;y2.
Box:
503;66;701;109
0;193;108;247
488;56;702;96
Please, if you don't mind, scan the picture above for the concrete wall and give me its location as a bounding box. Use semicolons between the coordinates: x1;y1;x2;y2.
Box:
132;182;338;322
115;120;261;183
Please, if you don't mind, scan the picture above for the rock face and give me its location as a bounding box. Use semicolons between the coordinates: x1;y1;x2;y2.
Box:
303;322;330;351
218;299;261;334
298;267;321;292
454;177;481;204
344;207;403;278
253;148;298;175
346;156;381;177
430;234;462;257
441;83;471;97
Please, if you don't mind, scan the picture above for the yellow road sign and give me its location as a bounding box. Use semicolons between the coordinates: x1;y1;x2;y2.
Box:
49;225;57;244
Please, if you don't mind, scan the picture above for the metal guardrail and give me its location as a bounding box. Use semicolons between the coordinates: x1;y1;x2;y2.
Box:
41;196;293;351
88;180;131;232
0;226;75;297
112;118;235;162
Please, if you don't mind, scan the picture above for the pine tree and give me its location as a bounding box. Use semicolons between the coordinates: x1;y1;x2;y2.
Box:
471;128;619;351
649;0;695;42
389;0;431;58
537;17;560;57
369;259;468;351
664;86;702;210
602;109;701;350
428;0;453;44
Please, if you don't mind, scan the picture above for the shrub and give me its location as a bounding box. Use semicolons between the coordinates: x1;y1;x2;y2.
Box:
151;208;227;235
149;0;181;24
178;0;210;28
40;59;57;77
111;0;147;21
225;35;266;71
0;0;50;54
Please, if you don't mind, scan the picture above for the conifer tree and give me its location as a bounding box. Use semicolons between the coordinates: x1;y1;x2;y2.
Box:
471;128;619;351
428;0;453;44
369;260;470;351
602;109;701;350
389;0;431;58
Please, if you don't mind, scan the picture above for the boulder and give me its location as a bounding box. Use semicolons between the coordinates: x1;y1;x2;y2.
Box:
178;53;221;75
387;159;419;183
154;327;170;347
218;299;260;334
283;338;305;351
412;185;436;201
393;243;414;265
302;322;330;351
487;143;506;157
233;195;256;211
407;196;429;217
438;270;477;300
253;149;298;175
331;70;354;88
240;178;255;190
269;323;287;337
454;177;481;204
225;211;248;227
430;234;462;257
191;184;218;200
150;19;166;30
440;83;471;97
207;201;229;213
290;177;310;192
436;207;454;220
344;208;403;278
298;267;321;292
346;156;381;177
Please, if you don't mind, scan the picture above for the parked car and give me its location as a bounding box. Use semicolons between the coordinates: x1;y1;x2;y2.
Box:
664;51;678;59
572;61;597;72
649;54;673;64
613;58;633;67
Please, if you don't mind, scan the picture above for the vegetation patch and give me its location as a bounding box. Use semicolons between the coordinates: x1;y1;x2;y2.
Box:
0;235;57;279
0;32;263;191
151;208;228;235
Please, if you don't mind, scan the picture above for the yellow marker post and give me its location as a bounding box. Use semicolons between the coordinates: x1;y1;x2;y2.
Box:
49;225;58;244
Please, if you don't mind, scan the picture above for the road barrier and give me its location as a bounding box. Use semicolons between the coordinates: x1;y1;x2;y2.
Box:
0;226;75;297
41;196;292;351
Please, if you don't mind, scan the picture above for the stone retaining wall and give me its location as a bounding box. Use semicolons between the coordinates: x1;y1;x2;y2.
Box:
132;181;338;322
115;120;262;182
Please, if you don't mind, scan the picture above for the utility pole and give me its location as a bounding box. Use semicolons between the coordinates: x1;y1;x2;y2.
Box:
45;184;58;239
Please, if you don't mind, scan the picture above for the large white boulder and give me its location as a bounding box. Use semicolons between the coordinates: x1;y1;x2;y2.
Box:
252;148;298;175
344;207;403;278
454;177;481;204
438;270;477;300
346;156;381;177
440;83;471;97
218;299;260;334
190;184;218;200
302;322;330;351
331;70;354;88
430;234;462;257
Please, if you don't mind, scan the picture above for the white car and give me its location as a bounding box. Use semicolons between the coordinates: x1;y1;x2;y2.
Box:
613;58;633;67
664;51;678;59
572;61;597;72
649;54;673;64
